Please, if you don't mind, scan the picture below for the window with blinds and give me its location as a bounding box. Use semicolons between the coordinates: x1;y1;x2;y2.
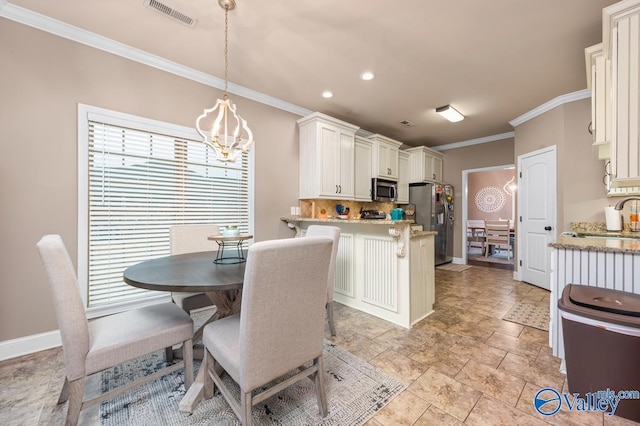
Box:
79;105;251;314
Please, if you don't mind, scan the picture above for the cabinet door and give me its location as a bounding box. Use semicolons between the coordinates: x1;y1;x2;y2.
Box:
611;13;640;187
319;123;342;197
375;141;399;180
397;151;410;203
338;130;355;198
354;138;373;201
432;155;443;182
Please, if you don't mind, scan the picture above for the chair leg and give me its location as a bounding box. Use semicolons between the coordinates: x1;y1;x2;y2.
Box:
203;348;214;399
241;390;253;426
315;356;328;417
57;377;70;404
65;378;85;426
183;339;194;390
326;302;336;337
165;346;174;363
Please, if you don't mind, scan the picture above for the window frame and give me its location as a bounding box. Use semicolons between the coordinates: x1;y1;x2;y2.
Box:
77;103;254;318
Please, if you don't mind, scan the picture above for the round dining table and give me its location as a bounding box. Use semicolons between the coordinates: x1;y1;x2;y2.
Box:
123;250;246;413
124;250;246;318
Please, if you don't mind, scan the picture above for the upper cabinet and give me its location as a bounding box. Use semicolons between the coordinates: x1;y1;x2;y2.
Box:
354;136;373;201
601;0;640;187
369;134;402;180
585;43;612;160
297;112;358;200
404;146;444;183
397;150;410;204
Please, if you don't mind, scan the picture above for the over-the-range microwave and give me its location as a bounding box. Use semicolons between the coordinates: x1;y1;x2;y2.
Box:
372;178;397;202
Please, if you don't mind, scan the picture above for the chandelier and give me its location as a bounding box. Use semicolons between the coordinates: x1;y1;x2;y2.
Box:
196;0;253;163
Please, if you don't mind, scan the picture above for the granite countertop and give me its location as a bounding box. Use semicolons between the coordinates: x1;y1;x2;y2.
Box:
281;216;414;226
549;234;640;254
410;230;438;239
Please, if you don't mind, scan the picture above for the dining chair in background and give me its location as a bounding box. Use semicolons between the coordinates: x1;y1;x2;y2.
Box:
201;236;333;425
170;224;220;315
484;219;512;259
305;225;341;336
37;234;194;426
466;220;486;255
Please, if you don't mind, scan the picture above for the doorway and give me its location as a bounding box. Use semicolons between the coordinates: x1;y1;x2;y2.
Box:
462;165;515;271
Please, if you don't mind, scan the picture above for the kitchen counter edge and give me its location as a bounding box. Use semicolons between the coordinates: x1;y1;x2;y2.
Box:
549;235;640;254
280;217;436;238
281;216;414;226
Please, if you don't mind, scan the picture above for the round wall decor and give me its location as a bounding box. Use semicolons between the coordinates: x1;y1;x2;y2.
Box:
475;186;506;213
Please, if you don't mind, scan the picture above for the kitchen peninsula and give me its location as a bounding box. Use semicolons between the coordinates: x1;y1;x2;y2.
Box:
282;216;436;328
548;227;640;370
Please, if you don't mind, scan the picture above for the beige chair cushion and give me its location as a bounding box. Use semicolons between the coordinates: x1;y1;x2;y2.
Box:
85;303;193;375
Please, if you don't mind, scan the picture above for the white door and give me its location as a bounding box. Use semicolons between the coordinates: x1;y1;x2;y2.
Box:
518;146;556;290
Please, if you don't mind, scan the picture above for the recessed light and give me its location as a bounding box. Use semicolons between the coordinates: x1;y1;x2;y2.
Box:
360;72;375;81
322;91;334;98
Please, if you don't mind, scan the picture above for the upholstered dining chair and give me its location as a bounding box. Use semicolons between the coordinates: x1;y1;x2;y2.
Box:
201;236;333;425
305;225;341;336
37;234;194;426
484;219;512;259
170;224;221;316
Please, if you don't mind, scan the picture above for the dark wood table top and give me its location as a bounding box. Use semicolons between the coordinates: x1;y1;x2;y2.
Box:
123;251;245;293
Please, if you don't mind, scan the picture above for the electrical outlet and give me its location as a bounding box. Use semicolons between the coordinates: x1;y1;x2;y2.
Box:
290;206;296;215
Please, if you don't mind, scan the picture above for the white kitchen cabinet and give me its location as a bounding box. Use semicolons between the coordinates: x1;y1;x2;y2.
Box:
603;1;640;187
369;134;402;180
405;146;444;183
354;136;373;201
585;43;612;160
397;150;410;203
297;112;358;199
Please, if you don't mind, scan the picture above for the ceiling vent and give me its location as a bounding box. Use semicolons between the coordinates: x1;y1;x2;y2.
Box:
399;120;415;127
144;0;197;28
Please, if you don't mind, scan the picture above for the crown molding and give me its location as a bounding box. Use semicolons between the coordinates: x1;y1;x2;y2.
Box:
0;2;313;118
431;132;515;152
509;89;591;127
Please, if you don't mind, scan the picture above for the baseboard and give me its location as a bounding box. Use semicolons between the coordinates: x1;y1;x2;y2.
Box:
0;330;61;362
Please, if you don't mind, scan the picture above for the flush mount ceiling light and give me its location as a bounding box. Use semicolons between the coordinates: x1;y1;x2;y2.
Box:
360;71;376;81
436;105;464;123
322;91;334;98
195;0;253;163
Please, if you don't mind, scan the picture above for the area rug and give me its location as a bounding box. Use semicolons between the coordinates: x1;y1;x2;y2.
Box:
502;302;550;331
436;263;472;272
99;341;404;425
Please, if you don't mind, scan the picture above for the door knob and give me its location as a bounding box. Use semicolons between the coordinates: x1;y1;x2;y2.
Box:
544;226;552;231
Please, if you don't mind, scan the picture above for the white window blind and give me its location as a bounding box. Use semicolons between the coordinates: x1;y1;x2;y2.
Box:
80;106;250;312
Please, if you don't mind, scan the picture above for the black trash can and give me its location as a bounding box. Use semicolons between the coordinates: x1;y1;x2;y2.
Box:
559;284;640;422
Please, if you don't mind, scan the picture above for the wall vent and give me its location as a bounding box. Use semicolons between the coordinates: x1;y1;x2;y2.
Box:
399;120;415;127
144;0;197;28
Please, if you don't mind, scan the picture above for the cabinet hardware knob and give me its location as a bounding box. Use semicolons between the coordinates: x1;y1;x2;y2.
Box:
544;226;552;231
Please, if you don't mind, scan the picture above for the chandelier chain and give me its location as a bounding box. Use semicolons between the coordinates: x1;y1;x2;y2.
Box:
223;5;229;99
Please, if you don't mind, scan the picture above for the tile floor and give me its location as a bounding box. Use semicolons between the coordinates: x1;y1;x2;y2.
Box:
1;265;639;425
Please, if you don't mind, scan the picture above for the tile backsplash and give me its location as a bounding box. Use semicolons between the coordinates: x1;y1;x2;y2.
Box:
299;199;395;219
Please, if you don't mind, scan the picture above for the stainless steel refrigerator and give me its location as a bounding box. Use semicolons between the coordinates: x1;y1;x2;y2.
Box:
409;182;454;265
